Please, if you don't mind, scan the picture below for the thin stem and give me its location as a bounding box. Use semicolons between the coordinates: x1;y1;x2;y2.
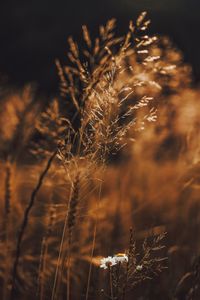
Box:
85;181;102;300
121;262;129;300
4;162;11;215
51;187;73;300
51;210;68;300
67;242;71;300
10;150;57;300
37;236;46;299
39;205;55;300
122;228;133;300
3;162;12;300
85;222;97;300
109;267;114;300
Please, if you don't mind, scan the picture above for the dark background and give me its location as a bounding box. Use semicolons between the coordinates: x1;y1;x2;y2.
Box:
0;0;199;94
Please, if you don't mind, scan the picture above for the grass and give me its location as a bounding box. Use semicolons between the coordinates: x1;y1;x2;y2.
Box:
0;11;199;300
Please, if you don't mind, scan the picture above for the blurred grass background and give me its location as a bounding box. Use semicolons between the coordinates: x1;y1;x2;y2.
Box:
0;0;199;94
1;6;200;299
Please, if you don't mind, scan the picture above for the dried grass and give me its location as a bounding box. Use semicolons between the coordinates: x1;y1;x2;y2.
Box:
0;11;199;300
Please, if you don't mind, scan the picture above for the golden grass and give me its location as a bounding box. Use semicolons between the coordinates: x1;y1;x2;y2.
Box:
0;11;200;300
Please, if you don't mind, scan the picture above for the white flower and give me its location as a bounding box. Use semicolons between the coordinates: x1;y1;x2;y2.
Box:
100;253;128;269
100;256;117;269
136;265;143;271
114;253;129;263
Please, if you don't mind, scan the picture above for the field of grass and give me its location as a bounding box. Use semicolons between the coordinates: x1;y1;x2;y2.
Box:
0;12;200;300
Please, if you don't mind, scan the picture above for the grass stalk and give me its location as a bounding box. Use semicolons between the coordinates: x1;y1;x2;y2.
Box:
109;267;114;300
3;161;12;300
85;181;102;300
51;174;79;300
10;150;57;299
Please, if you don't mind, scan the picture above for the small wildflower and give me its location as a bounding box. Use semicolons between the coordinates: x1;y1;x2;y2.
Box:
136;265;143;271
100;256;117;269
114;253;129;263
100;253;128;269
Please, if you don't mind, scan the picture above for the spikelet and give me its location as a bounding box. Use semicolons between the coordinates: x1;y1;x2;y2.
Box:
67;172;80;243
82;25;92;48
